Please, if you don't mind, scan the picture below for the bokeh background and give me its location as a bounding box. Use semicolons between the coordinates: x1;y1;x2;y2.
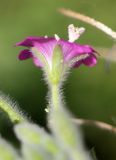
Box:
0;0;116;159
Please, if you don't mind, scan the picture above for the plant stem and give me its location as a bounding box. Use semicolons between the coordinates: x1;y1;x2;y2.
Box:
50;84;61;109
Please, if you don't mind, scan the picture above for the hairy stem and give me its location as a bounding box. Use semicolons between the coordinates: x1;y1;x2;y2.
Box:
50;84;61;109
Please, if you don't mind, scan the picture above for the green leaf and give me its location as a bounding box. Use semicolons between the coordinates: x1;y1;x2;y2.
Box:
22;144;50;160
0;137;20;160
14;122;62;159
0;92;27;123
49;107;79;148
48;107;92;160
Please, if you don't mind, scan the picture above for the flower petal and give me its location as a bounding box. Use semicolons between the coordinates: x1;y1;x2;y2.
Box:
32;56;43;67
16;36;97;69
59;40;95;62
59;40;97;68
18;49;32;60
16;37;56;47
16;37;41;47
32;38;57;65
73;60;83;67
83;54;97;67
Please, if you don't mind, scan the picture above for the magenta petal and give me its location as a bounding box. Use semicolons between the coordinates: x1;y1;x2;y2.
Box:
18;49;32;60
16;36;97;69
59;40;97;68
59;40;95;62
73;60;82;67
33;38;57;61
83;54;97;67
16;37;42;47
32;57;43;67
16;37;55;47
16;37;57;68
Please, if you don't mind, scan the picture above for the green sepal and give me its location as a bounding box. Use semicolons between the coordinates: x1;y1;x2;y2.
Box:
50;45;64;84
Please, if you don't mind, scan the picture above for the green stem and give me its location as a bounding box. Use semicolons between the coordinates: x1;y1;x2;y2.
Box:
51;84;61;109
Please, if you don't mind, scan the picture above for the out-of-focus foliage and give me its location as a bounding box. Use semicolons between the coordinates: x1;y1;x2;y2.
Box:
0;94;92;160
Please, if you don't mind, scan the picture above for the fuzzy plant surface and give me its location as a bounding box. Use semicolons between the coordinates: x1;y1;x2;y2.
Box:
0;24;97;160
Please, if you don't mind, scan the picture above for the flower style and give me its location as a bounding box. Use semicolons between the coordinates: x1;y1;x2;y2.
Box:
16;24;97;69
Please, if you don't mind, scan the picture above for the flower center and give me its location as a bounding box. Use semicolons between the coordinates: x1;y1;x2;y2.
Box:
54;34;60;41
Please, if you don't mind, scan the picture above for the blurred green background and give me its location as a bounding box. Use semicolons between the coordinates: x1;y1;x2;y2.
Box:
0;0;116;159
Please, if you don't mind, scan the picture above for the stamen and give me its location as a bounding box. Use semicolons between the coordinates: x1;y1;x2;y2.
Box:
54;34;60;41
68;24;85;42
44;35;48;38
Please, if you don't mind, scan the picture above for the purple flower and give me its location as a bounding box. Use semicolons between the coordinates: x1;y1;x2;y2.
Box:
16;25;97;68
16;36;97;68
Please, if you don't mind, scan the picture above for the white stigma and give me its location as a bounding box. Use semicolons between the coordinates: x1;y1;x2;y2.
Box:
54;34;60;41
68;24;85;42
